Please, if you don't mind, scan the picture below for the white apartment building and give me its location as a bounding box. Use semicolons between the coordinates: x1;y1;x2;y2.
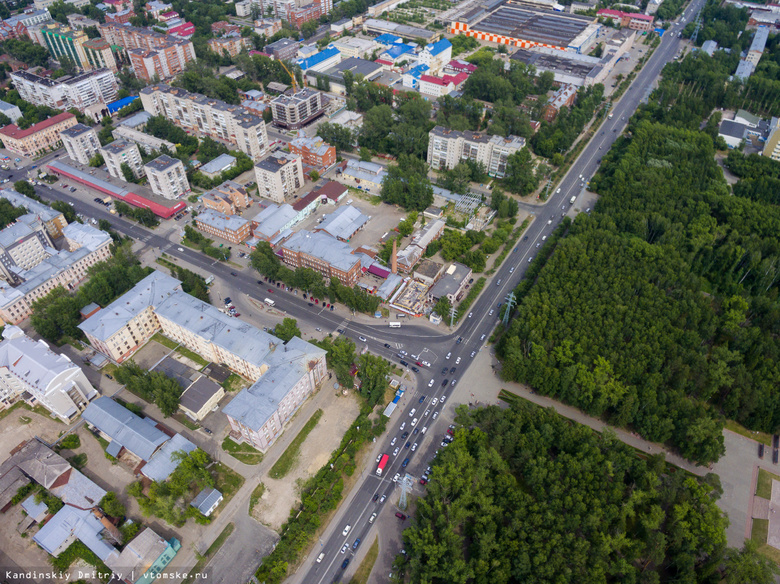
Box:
417;39;452;75
0;215;54;282
101;140;144;180
0;326;98;421
254;152;303;203
270;88;325;130
78;271;181;363
427;126;526;179
61;123;100;165
144;155;190;199
10;69;118;113
0;222;113;325
140;84;269;161
112;125;176;154
329;37;377;59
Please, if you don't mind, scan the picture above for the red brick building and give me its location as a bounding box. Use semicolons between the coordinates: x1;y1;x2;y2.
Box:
289;136;336;170
542;84;577;123
597;9;654;32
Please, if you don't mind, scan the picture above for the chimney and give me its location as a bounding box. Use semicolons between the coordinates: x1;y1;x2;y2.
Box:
391;239;397;274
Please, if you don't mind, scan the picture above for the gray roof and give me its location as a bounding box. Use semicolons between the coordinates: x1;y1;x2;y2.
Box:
141;433;196;482
0;219;36;249
60;123;95;138
281;230;361;272
719;119;749;140
318;57;383;82
200;153;236;175
190;487;222;514
119;111;153;128
154;290;284;371
82;396;170;461
316;205;369;240
20;494;48;520
256;151;300;173
343;159;386;183
145;154;180;172
734;59;755;80
0;188;60;223
78;271;181;342
428;262;471;299
750;26;769;54
196;209;250;234
34;505;118;562
101;139;137;155
222;337;326;431
180;375;223;414
252;203;298;238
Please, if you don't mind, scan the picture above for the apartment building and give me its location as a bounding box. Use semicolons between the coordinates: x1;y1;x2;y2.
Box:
82;37;119;72
78;271;181;363
104;8;135;24
542;84;577;122
66;13;100;29
61;123;100;165
0;216;54;282
427;126;526;179
289;135;336;170
264;38;300;61
280;229;361;286
144;155;190;199
10;69;118;113
207;36;250;57
254;151;303;203
418;38;452;75
0;100;22;123
0;189;67;239
144;0;172;19
111;125;176;154
763;118;780;162
101;140;144;180
0;326;97;422
195;210;251;244
0;222;113;325
202;180;251;215
270;88;326;130
140;84;269;161
99;23;196;81
0;112;77;158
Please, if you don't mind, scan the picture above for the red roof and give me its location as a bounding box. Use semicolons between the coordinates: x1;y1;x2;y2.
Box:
420;74;447;86
597;8;653;21
168;22;195;36
443;72;468;86
292;190;320;212
375;59;393;66
628;12;653;21
447;59;477;73
312;180;347;202
597;8;622;17
0;112;75;140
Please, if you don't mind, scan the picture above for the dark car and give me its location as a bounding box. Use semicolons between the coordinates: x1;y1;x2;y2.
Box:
384;343;391;348
413;428;419;435
396;512;407;521
456;337;463;344
224;297;231;304
759;443;765;459
230;272;237;276
442;378;448;386
308;302;314;307
401;431;409;439
341;559;350;570
405;441;411;449
522;236;528;241
441;367;448;375
400;360;408;367
419;396;426;403
449;367;456;374
353;538;361;550
106;374;113;380
411;366;420;373
402;458;409;468
373;493;379;502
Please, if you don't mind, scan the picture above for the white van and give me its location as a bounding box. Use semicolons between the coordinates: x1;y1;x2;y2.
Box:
421;426;427;434
317;553;325;563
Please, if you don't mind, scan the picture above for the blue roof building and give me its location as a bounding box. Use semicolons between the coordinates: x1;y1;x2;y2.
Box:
108;96;138;114
374;33;401;46
403;63;429;89
380;43;415;63
190;488;223;517
296;46;342;72
425;38;451;57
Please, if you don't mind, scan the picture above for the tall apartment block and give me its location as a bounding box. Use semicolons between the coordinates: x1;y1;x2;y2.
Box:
61;123;100;165
144;155;190;199
102;140;144;180
10;69;118;113
140;84;268;161
427;126;526;179
99;22;196;81
39;23;117;72
270;88;325;130
254;151;303;203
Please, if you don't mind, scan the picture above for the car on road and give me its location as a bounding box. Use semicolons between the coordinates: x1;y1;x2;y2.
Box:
373;493;379;501
421;360;431;367
441;367;448;375
445;352;451;359
409;408;416;416
341;544;348;554
399;350;407;356
456;337;463;344
359;336;367;342
405;441;411;449
342;525;351;536
442;378;448;386
411;366;420;373
468;312;472;318
451;379;457;386
353;539;361;550
419;396;426;403
392;447;399;456
428;379;434;387
489;310;494;316
433;411;439;419
400;360;409;367
231;272;237;276
411;418;418;426
384;343;391;348
480;334;486;341
449;367;456;374
337;329;344;333
317;552;325;563
393;473;400;482
401;431;408;439
440;395;447;403
424;409;430;417
529;256;534;262
522;236;528;241
342;559;350;569
431;398;438;406
411;442;418;452
470;351;476;358
369;512;377;524
413;427;419;434
402;458;410;468
455;357;461;364
391;437;397;445
380;494;386;503
509;267;514;274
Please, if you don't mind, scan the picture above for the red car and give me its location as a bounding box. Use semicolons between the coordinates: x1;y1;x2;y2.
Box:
419;478;427;485
314;299;319;304
446;428;454;435
268;289;273;293
416;361;422;366
395;512;407;521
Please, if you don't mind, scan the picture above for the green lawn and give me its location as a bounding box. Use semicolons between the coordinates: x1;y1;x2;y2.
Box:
756;469;780;499
724;419;773;446
151;333;209;368
249;482;266;514
0;401;62;424
184;523;235;583
174;412;200;431
269;409;323;480
214;462;245;507
349;536;379;584
221;373;244;392
222;437;263;465
753;518;769;545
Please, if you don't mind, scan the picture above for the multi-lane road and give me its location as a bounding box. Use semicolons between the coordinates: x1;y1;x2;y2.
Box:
9;10;705;580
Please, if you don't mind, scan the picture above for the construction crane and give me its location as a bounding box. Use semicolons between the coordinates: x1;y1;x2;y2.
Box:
277;60;298;93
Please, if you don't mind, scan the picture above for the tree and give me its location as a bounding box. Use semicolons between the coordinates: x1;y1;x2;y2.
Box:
722;540;779;584
89;153;104;167
13;180;34;197
316;122;355;153
380;155;434;211
274;317;301;342
310;170;320;181
433;296;451;319
397;212;418;237
120;162;136;183
52;200;77;223
360;104;394;151
503;148;538;195
359;147;373;162
301;20;318;38
356;353;391;406
100;491;126;519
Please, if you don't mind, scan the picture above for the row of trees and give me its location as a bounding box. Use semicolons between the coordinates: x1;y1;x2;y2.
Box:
113;361;182;417
183;224;231;260
399;402;776;584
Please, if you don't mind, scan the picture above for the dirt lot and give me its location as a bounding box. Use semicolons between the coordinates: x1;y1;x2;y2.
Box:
0;406;64;461
252;390;361;531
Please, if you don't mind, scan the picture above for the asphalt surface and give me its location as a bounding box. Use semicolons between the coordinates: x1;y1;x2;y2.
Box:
8;11;705;581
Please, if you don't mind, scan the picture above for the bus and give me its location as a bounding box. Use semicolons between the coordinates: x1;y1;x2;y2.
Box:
264;298;275;307
389;322;401;328
376;454;389;476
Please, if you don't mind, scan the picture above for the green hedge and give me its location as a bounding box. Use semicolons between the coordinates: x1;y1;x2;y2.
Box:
452;277;486;324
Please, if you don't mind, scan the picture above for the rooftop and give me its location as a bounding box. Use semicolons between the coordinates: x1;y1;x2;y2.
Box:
140;433;196;481
282;229;361;272
200;153;236;175
428;261;471;299
424;38;451;57
381;43;415;60
318;57;383;82
34;505;118;563
0;188;60;223
101;139;136;155
256;151;300;173
196;209;250;234
290;135;333;158
179;375;223;414
252;203;298;238
316;205;369;241
0;112;75;140
60;123;95;138
145;154;181;172
190;487;222;515
719;119;749;140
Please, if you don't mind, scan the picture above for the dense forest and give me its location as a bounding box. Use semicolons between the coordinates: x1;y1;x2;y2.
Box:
400;403;775;584
497;117;780;464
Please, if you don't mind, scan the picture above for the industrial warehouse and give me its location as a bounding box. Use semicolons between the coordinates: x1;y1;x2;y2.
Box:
450;0;600;53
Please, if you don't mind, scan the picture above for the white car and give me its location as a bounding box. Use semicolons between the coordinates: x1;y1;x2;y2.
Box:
341;544;348;554
480;334;486;341
411;442;418;452
468;312;473;318
399;350;408;356
470;351;476;358
369;512;377;524
428;379;434;387
400;422;405;430
376;454;382;463
422;361;431;367
342;525;351;536
489;310;494;316
393;447;400;456
431;398;438;406
317;552;325;563
411;417;418;427
445;352;451;359
424;409;430;417
409;408;416;417
509;267;514;273
455;357;461;364
393;473;400;482
440;395;447;404
391;437;397;445
359;336;367;342
380;494;386;503
433;411;439;419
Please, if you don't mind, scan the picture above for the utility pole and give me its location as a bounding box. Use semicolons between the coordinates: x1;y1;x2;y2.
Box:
502;291;516;326
449;305;457;328
690;10;702;45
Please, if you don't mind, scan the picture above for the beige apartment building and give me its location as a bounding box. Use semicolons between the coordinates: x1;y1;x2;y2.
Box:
101;140;144;180
254;151;303;203
61;123;101;165
427;126;526;179
195;210;251;244
0;112;77;158
202;180;252;215
111;125;176;154
207;36;250;57
144;155;190;199
140;84;269;161
10;69;118;113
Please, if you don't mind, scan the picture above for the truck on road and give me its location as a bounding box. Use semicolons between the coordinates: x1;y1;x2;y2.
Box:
264;298;275;307
376;454;389;476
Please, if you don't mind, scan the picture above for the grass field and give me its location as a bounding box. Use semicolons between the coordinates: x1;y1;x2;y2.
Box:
349;536;379;584
214;463;245;507
249;482;266;514
749;519;780;565
151;333;209;367
756;468;780;499
269;409;324;479
222;436;264;465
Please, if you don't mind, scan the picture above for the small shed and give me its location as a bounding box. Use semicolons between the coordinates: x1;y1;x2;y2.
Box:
190;488;223;517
